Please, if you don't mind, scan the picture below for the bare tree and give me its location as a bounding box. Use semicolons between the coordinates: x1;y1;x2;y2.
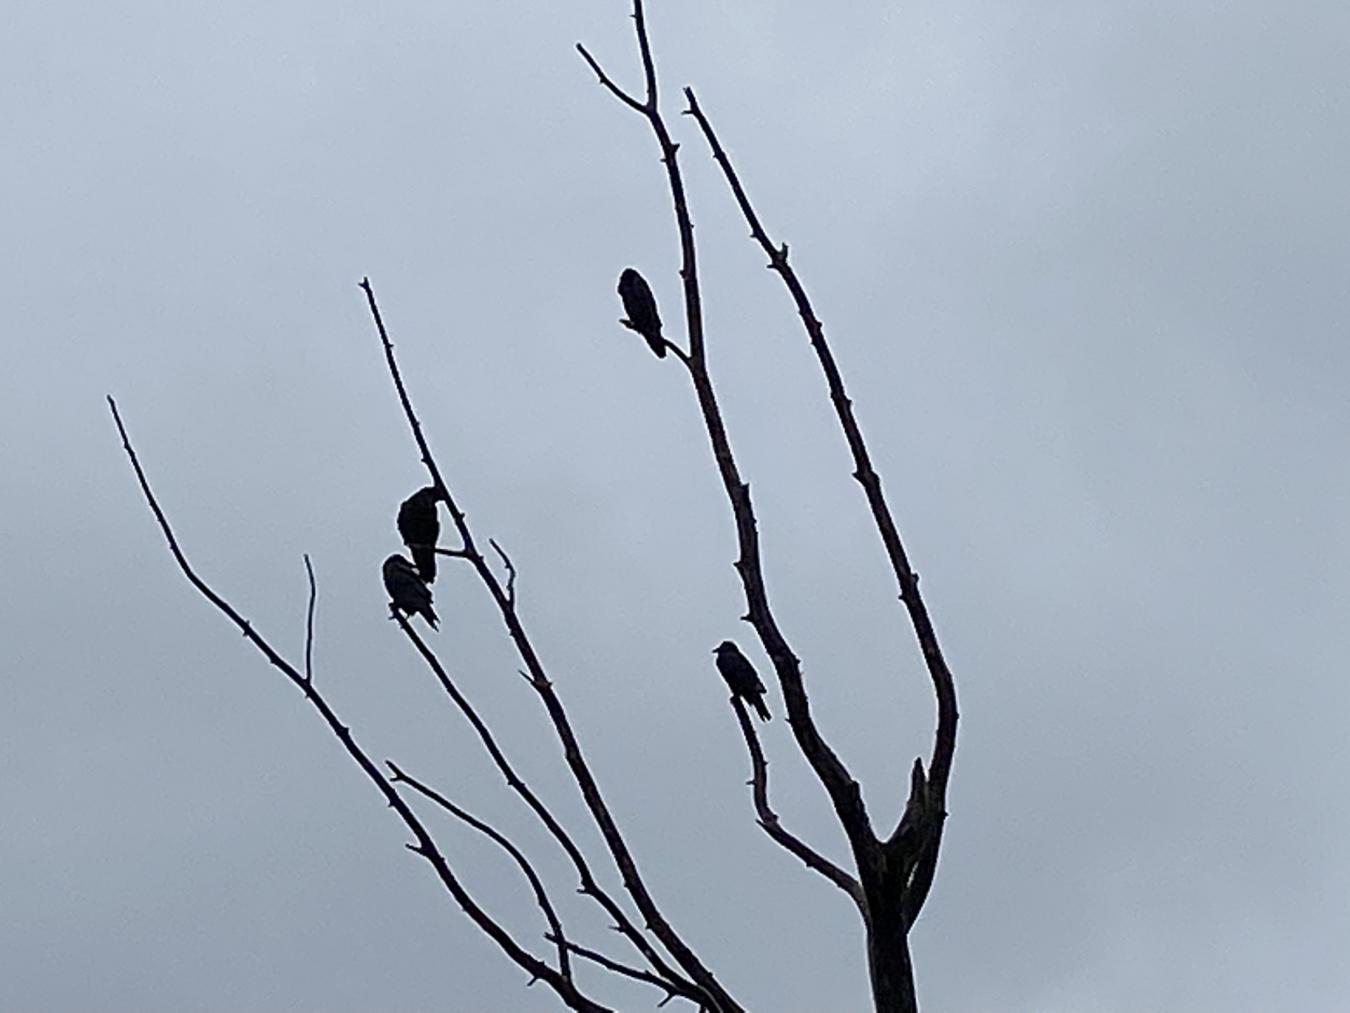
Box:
111;4;958;1011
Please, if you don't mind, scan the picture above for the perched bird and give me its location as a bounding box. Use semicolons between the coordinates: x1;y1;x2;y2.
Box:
397;486;441;583
383;554;439;629
713;640;771;721
617;268;666;358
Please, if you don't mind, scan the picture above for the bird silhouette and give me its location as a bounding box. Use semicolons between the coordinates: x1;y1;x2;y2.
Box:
713;640;770;721
383;554;439;629
397;486;441;583
617;268;666;358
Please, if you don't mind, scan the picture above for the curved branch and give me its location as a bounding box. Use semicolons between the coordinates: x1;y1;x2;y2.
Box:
547;937;690;1008
388;762;571;979
729;699;862;909
359;280;740;1013
302;554;317;683
576;43;646;113
683;87;959;814
107;397;611;1013
489;538;518;606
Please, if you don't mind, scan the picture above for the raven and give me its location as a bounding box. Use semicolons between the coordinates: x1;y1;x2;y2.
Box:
397;486;441;583
383;554;439;629
617;268;666;358
713;640;770;721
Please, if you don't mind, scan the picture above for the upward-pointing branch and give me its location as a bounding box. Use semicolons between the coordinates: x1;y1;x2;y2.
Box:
681;87;958;849
358;279;741;1013
729;698;864;908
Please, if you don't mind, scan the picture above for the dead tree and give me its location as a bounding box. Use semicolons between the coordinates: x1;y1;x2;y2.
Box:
111;4;957;1011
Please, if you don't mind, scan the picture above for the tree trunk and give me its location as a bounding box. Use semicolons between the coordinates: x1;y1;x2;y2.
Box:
865;897;918;1013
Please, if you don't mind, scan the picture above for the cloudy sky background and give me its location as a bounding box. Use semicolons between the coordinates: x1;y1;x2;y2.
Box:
4;2;1348;1010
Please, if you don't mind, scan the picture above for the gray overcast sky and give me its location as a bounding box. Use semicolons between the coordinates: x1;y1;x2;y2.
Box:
4;2;1348;1010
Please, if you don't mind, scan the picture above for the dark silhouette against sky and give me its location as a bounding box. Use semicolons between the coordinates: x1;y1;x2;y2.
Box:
3;2;1349;1010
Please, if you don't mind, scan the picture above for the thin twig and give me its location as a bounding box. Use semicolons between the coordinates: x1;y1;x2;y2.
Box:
302;554;316;684
107;396;611;1013
360;277;737;1013
488;538;517;607
546;936;687;1006
631;0;660;108
729;698;863;908
389;762;571;980
576;44;646;113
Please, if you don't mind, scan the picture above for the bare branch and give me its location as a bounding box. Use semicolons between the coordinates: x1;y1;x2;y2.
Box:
683;86;959;819
107;396;612;1013
489;538;517;607
388;610;699;1000
388;762;571;980
630;0;660;108
302;554;316;684
576;44;647;113
654;336;691;364
361;277;741;1013
729;698;863;909
546;936;689;1007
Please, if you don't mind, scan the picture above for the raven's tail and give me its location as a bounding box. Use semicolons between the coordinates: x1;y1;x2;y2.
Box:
412;545;437;583
751;693;771;722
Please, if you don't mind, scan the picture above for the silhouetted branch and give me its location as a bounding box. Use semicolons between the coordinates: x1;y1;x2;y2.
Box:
108;396;611;1013
388;762;571;979
576;44;646;113
546;936;687;1007
388;610;699;1000
360;278;738;1013
729;698;862;908
630;0;660;109
302;554;316;684
489;538;517;607
683;87;959;828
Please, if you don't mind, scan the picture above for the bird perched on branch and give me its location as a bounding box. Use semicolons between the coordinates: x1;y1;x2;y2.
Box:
713;641;770;721
617;267;666;358
397;486;440;583
383;554;439;629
